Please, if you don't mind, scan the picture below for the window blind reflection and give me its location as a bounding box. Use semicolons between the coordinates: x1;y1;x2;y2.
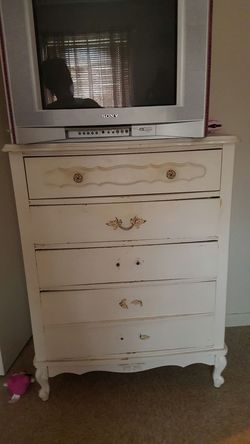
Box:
43;31;131;107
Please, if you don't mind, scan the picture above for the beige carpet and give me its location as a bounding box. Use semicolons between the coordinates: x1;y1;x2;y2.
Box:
0;326;250;444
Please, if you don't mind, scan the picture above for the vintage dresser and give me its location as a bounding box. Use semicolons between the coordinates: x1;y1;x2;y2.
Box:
4;135;236;400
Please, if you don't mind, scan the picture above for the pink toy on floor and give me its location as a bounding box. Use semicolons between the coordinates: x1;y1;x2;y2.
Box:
3;372;34;403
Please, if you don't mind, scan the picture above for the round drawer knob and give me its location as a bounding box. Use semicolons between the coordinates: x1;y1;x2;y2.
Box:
166;169;176;180
73;172;83;183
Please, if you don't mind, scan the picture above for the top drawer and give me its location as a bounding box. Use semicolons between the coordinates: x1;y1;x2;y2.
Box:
25;150;221;199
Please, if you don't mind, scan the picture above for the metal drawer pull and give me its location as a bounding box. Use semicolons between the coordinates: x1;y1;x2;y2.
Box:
131;299;143;307
106;216;146;231
139;334;150;340
119;299;143;309
166;169;176;180
73;172;83;183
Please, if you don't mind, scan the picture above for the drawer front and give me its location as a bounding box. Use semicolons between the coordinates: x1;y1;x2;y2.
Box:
31;198;220;245
41;281;216;325
36;242;218;289
44;315;215;360
25;150;221;199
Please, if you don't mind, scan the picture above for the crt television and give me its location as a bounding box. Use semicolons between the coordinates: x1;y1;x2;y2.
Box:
0;0;212;144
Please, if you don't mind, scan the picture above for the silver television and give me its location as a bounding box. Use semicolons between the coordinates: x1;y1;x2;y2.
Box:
0;0;212;144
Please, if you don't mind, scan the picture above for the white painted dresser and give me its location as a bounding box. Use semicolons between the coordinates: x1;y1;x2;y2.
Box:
4;136;236;400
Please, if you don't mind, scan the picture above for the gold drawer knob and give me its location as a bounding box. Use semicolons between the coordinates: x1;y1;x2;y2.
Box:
119;299;128;309
106;216;146;231
166;169;177;180
73;172;83;183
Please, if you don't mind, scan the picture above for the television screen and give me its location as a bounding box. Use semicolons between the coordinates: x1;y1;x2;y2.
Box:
33;0;178;110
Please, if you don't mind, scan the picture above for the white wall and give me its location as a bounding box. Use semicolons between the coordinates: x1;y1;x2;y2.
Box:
210;0;250;325
0;69;31;375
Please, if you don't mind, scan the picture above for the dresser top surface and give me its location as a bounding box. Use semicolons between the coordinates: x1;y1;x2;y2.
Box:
3;135;238;155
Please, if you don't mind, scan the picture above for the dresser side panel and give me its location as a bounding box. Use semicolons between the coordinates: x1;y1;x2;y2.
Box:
8;152;46;361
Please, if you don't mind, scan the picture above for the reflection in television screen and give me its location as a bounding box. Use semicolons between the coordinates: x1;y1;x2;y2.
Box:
33;0;178;110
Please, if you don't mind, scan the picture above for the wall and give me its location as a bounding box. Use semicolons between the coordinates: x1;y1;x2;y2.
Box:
210;0;250;325
0;68;31;374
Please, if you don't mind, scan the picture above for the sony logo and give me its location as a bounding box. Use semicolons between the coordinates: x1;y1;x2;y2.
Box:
101;113;119;118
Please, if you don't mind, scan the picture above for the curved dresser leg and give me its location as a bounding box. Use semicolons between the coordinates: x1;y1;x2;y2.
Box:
36;367;50;401
213;351;227;388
